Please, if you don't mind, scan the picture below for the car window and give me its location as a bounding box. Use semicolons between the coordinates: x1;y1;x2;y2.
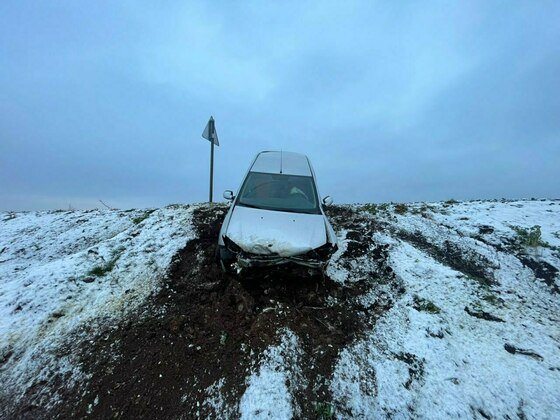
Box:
237;172;320;214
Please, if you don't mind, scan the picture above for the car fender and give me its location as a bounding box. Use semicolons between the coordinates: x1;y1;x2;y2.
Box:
218;202;236;246
324;217;338;246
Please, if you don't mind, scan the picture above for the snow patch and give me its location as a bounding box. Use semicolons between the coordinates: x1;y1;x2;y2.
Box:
326;229;349;284
239;330;303;419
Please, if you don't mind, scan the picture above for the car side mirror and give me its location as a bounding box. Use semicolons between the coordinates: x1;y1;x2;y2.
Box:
223;190;235;201
322;196;333;206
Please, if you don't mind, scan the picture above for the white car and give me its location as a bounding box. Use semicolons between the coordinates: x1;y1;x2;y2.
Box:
217;151;338;272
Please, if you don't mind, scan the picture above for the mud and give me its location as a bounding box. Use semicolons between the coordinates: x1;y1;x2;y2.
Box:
478;225;495;235
464;306;505;323
503;343;544;361
11;204;398;419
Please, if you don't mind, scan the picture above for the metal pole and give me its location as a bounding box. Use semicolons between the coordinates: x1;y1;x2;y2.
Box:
209;119;214;203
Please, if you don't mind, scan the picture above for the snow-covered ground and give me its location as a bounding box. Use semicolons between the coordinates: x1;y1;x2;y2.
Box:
234;200;560;418
0;205;196;408
1;199;559;418
329;199;560;418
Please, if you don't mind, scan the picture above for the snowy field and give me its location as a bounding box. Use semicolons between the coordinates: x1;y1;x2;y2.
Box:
329;200;560;418
0;205;196;411
1;199;559;418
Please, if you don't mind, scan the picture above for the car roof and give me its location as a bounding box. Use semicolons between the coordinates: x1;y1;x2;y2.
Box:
250;151;312;176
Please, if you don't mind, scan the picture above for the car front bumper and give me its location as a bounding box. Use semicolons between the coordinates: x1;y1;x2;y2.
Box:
218;244;334;270
237;253;327;269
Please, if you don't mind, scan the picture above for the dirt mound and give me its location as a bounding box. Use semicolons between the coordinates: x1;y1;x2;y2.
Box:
9;204;397;419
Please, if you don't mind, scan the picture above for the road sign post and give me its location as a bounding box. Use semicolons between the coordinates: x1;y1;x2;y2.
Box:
202;116;219;203
209;136;214;203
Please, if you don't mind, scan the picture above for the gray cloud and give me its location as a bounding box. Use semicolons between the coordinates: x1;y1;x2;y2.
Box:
1;1;559;210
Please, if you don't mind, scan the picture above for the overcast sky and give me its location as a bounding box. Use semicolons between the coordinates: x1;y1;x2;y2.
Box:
1;1;559;210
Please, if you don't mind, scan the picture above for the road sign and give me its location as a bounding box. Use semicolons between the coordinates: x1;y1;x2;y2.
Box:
202;116;219;146
202;116;219;203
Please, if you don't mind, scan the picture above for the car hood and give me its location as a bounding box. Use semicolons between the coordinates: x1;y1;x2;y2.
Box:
225;206;327;257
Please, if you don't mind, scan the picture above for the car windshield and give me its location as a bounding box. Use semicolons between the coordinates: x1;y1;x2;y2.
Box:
237;172;321;214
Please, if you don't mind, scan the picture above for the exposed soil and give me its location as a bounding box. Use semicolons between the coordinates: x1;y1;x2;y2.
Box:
503;343;544;361
517;255;559;294
464;306;505;323
14;205;399;419
478;225;495;235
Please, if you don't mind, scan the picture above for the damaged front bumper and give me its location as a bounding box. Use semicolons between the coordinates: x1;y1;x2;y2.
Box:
237;252;327;269
220;237;337;270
